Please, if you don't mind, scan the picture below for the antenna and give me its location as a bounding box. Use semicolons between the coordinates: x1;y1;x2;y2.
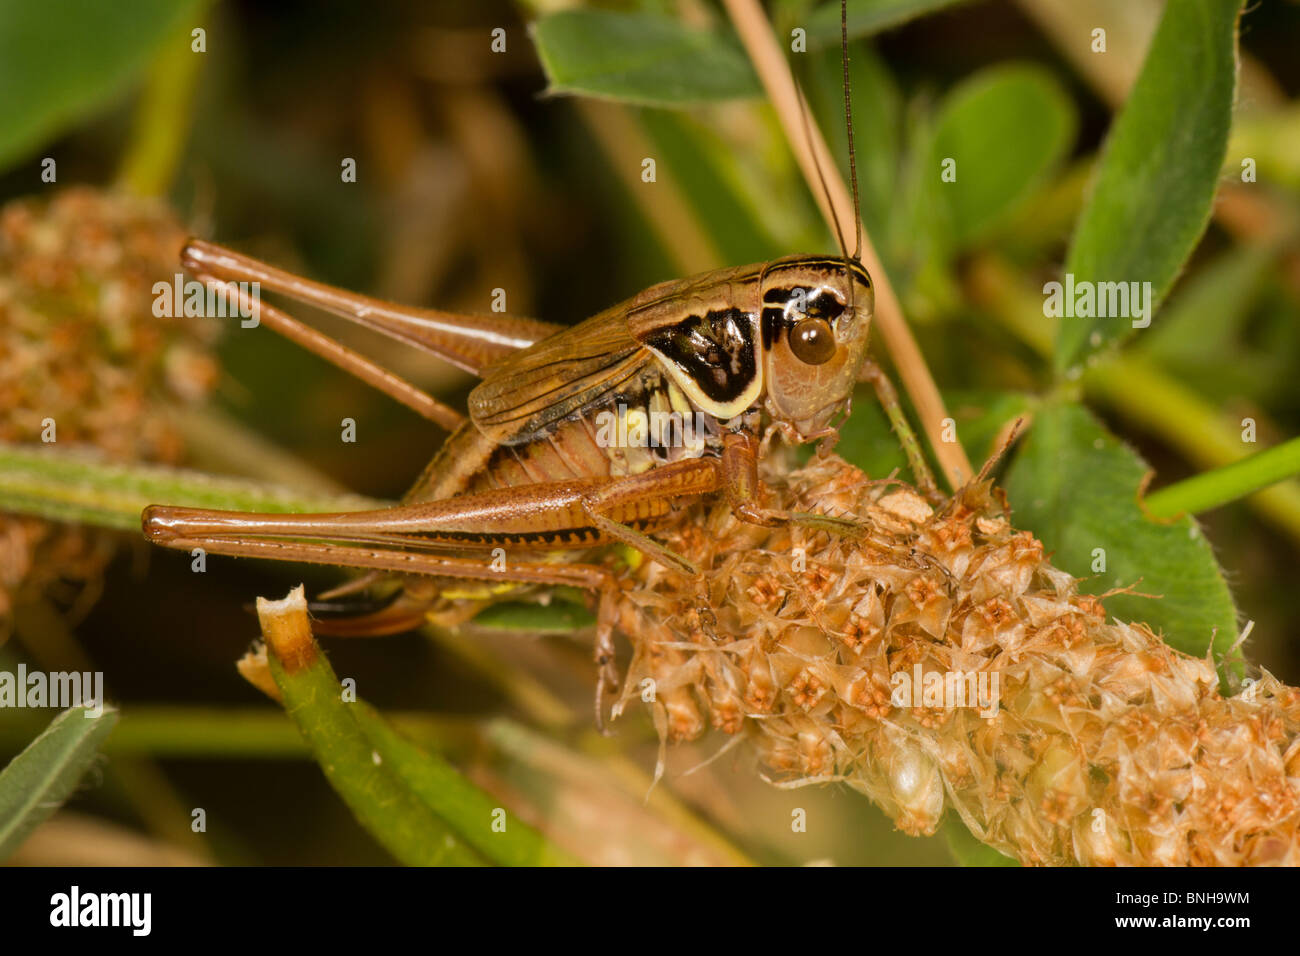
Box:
795;79;849;261
840;0;862;261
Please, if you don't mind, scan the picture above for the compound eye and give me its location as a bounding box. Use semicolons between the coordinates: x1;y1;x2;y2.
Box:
789;317;836;365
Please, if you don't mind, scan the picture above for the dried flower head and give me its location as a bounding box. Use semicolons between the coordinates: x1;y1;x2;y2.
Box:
613;454;1300;866
0;187;217;626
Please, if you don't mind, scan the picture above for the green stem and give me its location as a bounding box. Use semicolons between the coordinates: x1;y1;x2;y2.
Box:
351;701;579;866
266;645;489;866
116;8;209;197
260;587;580;866
1145;435;1300;519
0;708;474;760
0;442;383;532
1084;357;1300;544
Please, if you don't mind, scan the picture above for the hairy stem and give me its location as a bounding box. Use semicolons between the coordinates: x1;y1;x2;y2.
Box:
0;442;383;533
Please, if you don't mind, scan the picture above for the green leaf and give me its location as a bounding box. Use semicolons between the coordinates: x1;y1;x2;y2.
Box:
1003;401;1238;658
530;10;760;108
471;600;595;634
264;602;574;866
927;65;1076;250
0;707;119;861
0;0;204;171
806;0;971;45
942;818;1018;866
1054;0;1246;373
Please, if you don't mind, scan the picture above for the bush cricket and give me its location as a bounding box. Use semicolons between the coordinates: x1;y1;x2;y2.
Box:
142;0;939;725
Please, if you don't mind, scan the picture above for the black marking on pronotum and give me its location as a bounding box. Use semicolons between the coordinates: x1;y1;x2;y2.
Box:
762;306;785;351
642;308;759;405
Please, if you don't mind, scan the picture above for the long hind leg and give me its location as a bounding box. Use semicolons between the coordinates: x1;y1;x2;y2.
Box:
182;240;560;377
144;461;723;728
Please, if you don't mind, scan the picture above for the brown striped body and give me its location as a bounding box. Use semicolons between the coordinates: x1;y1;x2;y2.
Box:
403;363;726;552
391;254;872;558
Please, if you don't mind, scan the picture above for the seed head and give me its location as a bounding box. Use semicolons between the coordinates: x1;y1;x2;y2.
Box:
0;188;217;627
614;454;1300;865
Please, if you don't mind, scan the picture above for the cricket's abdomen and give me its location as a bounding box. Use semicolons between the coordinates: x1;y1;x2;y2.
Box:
392;441;718;554
403;365;724;547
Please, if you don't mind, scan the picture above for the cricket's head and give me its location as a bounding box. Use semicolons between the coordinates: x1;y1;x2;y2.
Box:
758;255;873;440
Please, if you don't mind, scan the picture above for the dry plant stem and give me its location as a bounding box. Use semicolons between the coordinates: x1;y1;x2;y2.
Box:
9;812;209;867
236;646;281;703
255;587;317;674
613;455;1300;865
722;0;972;488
